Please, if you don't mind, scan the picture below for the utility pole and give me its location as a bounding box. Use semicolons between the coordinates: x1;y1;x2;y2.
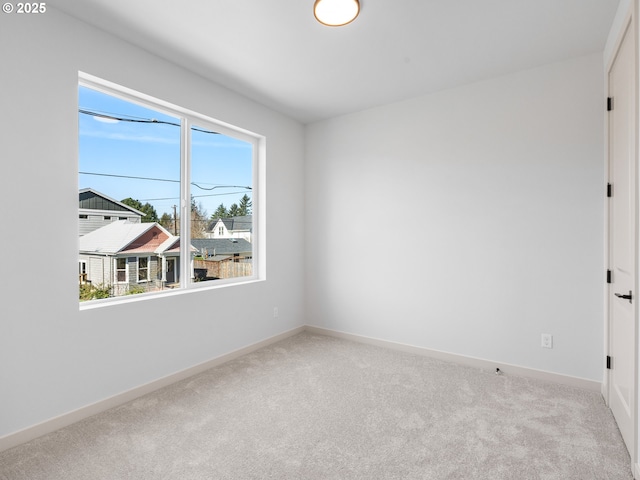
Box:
173;205;178;236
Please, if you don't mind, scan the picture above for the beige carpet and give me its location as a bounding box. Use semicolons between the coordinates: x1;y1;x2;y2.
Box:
0;332;633;479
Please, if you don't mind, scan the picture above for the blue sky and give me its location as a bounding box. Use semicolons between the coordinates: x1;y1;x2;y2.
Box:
78;86;253;219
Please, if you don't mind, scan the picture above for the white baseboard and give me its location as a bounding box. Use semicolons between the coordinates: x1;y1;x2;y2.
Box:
601;378;609;405
305;325;602;392
0;326;305;454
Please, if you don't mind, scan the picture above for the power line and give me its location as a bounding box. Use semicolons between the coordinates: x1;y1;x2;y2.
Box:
79;108;219;134
141;191;251;202
191;182;251;191
79;171;177;184
79;171;251;191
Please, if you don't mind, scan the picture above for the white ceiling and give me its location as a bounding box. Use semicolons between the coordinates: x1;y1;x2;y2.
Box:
49;0;620;124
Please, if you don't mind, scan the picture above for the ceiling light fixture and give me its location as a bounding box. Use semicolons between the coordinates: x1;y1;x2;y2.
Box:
314;0;360;27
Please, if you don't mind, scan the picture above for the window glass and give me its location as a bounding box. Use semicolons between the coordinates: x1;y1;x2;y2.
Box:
138;257;149;282
190;125;253;284
79;85;181;301
116;258;127;283
78;78;259;305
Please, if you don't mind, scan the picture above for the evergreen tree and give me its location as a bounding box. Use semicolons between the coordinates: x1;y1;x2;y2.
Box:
238;194;252;216
121;197;158;223
228;203;240;217
212;203;228;219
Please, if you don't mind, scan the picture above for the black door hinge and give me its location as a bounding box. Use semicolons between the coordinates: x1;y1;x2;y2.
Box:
607;97;613;111
607;183;612;198
607;356;612;369
607;269;612;284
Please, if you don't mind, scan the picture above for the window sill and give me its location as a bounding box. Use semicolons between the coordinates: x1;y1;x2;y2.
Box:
79;277;264;311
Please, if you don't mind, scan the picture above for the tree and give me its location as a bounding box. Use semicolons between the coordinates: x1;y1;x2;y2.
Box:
191;196;208;239
121;197;158;223
212;203;228;219
238;194;252;216
228;203;240;217
159;212;175;234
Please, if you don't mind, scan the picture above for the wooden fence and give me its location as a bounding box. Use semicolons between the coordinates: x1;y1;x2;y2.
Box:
193;259;252;280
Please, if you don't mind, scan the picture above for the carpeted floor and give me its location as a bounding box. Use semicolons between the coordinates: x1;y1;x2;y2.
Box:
0;332;633;479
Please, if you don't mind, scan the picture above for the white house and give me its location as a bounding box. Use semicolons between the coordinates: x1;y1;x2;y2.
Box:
207;216;252;242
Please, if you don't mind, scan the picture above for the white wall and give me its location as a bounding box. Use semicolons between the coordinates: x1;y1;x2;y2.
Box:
305;53;605;381
0;9;305;437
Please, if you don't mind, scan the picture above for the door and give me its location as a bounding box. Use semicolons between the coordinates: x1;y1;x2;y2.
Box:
608;14;636;458
166;258;176;284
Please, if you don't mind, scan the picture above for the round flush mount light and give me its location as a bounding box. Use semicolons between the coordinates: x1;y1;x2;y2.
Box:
314;0;360;27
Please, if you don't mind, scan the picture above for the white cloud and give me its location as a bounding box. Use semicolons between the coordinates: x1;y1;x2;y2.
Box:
79;129;179;145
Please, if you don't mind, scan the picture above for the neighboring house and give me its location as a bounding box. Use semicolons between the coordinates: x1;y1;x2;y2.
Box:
207;215;252;242
79;188;144;236
191;238;253;280
78;220;193;296
191;238;252;260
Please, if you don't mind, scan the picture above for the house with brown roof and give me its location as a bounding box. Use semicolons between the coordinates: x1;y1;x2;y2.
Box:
78;220;191;297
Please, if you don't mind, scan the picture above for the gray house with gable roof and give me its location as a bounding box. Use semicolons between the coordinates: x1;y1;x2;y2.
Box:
79;188;144;236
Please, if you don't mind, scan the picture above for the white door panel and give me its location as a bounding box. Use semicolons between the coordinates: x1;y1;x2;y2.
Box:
608;14;636;458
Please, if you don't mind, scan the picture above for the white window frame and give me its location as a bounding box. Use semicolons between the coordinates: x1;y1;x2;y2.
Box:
79;73;264;309
115;257;128;284
137;256;150;283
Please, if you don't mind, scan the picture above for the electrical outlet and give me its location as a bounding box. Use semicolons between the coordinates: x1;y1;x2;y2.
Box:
273;307;279;318
541;334;553;349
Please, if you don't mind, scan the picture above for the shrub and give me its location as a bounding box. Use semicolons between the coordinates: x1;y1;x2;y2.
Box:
79;283;111;301
126;285;146;295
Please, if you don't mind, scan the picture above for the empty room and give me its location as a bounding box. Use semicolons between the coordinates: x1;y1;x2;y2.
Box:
1;0;638;478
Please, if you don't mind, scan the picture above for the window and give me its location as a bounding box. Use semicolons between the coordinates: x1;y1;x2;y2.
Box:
138;257;150;282
218;226;224;236
79;261;87;284
115;258;128;283
78;74;261;305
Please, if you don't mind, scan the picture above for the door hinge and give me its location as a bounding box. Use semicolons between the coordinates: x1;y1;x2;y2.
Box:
607;269;612;284
607;97;613;111
607;183;612;197
607;355;612;369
